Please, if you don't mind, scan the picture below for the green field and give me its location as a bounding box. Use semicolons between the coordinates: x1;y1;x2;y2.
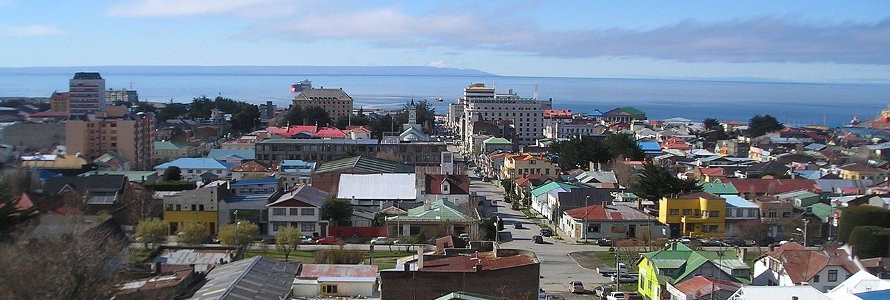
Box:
245;249;413;270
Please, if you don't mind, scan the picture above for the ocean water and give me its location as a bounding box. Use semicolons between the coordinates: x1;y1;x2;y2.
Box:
2;68;889;127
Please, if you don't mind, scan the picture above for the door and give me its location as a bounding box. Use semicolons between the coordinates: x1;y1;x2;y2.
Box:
320;222;328;236
628;224;637;238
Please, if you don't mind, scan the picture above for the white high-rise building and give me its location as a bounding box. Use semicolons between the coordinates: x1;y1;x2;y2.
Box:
457;83;549;153
68;72;106;116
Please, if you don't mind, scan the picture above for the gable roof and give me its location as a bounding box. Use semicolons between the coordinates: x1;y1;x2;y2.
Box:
187;256;299;300
564;204;656;222
425;174;470;195
761;242;860;284
530;181;585;197
723;178;818;194
722;195;759;208
315;127;346;138
482;137;512;145
643;243;749;284
267;184;330;208
44;175;128;195
390;200;473;222
155;158;230;170
298;264;377;280
231;160;272;173
840;163;888;174
314;155;414;175
154;140;185;150
266;125;318;137
207;149;256;161
671;276;741;299
701;182;739;195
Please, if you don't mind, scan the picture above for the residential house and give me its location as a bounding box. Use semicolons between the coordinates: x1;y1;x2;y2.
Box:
113;266;195;300
727;286;831;300
665;275;742;300
162;180;228;235
19;153;90;175
559;204;666;242
638;140;664;157
690;167;727;183
839;163;890;181
659;192;727;238
293;264;378;298
723;178;818;198
336;173;418;208
501;154;559;180
154;158;231;182
310;155;414;194
148;245;240;273
420;174;471;206
153;140;194;164
751;196;796;240
775;190;821;208
722;195;761;237
230;160;273;180
480;137;512;154
826;270;890;299
185;256;299;300
43;174;129;215
385;199;477;238
379;249;540;300
206;149;255;166
218;178;281;235
513;174;547;204
267;184;330;237
752;242;860;292
479;150;508;180
702;182;740;196
277;159;316;190
78;170;158;184
604;106;646;123
860;257;890;279
637;243;751;300
529;181;611;223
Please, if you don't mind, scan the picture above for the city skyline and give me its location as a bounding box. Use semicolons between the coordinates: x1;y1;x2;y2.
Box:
1;1;890;82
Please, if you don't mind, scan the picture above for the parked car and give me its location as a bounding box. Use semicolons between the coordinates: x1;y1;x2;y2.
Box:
540;228;553;237
300;236;315;244
594;285;613;297
569;281;584;293
606;291;642;300
722;238;750;247
514;222;524;229
611;273;639;283
370;237;393;245
533;235;544;244
594;238;613;246
699;238;722;246
315;236;341;245
261;237;276;244
597;263;628;276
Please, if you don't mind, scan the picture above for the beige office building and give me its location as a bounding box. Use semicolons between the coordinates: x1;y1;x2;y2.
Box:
291;88;354;122
65;107;154;170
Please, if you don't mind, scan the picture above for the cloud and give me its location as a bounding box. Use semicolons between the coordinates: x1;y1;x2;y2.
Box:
427;60;446;68
107;0;294;17
4;25;64;37
252;7;890;65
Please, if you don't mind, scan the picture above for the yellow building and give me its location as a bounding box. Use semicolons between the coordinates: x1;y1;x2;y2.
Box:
161;180;227;235
838;162;890;181
658;192;726;238
164;211;219;235
501;154;560;180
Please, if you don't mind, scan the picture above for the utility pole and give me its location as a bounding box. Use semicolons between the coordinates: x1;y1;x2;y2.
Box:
803;218;809;247
584;195;590;243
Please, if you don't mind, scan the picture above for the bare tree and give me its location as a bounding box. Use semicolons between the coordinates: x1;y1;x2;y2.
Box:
118;183;162;224
0;223;128;299
611;156;638;188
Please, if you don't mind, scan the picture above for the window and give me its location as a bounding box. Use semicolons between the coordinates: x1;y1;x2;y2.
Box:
301;208;315;216
709;211;719;217
272;222;286;232
726;209;734;217
272;208;286;216
289;208;299;215
828;270;838;282
814;275;820;283
587;224;600;233
301;222;316;232
682;209;692;215
165;204;174;211
176;204;181;211
199;204;204;211
748;209;756;217
768;211;777;218
669;209;679;215
783;212;792;218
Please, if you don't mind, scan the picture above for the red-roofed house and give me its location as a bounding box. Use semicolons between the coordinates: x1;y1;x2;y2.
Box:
666;275;742;300
723;178;819;198
421;174;471;205
266;125;318;138
753;242;860;292
231;160;274;180
560;204;666;241
293;264;378;298
314;127;347;139
662;137;692;151
344;126;371;139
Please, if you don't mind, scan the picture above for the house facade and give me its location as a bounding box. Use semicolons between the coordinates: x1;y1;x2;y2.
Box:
162;180;227;235
385;200;477;238
559;204;667;242
501;154;559;180
658;192;727;238
266;184;329;237
154;158;231;182
752;242;860;292
638;243;751;300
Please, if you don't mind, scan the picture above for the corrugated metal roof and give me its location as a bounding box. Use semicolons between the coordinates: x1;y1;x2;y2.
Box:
337;173;417;200
314;155;413;174
155;158;230;170
188;256;299;300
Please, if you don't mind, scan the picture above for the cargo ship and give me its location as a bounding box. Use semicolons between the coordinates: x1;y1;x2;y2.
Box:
290;79;312;93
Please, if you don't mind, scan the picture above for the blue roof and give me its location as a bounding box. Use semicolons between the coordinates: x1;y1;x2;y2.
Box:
856;290;890;300
588;109;604;117
230;178;279;186
794;170;824;180
722;195;759;208
280;160;315;167
154;158;230;170
280;160;316;176
207;149;255;160
224;193;275;203
637;141;662;152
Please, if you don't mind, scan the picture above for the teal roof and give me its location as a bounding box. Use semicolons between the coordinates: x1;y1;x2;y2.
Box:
806;203;833;220
154;140;185;150
388;200;473;222
482;137;512;145
622;107;645;115
530;181;584;197
701;183;739;195
642;243;750;285
314;155;413;174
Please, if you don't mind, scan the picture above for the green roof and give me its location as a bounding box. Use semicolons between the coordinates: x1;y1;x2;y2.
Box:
388;200;473;222
621;106;645;115
154;140;184;150
482;137;512;145
701;183;739;195
530;181;585;197
314;155;414;174
641;243;750;285
806;202;833;219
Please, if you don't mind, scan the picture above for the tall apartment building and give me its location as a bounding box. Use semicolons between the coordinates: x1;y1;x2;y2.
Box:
105;89;139;104
65;107;154;170
460;83;550;151
68;72;106;116
50;91;69;112
291;88;353;122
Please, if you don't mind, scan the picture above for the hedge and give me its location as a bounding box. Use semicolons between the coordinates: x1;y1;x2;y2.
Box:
848;226;890;259
837;205;890;243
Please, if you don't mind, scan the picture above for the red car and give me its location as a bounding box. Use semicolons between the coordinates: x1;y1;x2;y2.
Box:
315;236;341;245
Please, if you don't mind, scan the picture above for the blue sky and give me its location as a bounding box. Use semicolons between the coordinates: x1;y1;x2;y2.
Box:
2;0;889;82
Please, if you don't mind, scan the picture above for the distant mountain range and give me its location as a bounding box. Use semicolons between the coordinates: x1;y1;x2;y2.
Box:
0;65;497;77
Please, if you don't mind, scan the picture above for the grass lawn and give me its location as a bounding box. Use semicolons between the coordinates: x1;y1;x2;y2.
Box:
245;249;412;270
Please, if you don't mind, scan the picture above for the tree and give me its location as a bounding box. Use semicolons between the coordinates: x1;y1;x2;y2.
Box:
156;103;188;122
0;170;39;239
849;226;890;259
837;205;890;242
604;133;644;161
135;218;168;249
162;166;182;181
748;114;784;137
396;100;436;133
703;118;721;131
275;226;301;262
219;221;259;248
322;198;354;226
279;105;304;126
501;179;514;195
177;222;208;245
305;106;333;126
230;104;260;133
630;163;702;204
336;114;371;128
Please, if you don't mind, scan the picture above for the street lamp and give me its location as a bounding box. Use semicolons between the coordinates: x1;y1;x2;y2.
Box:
796;219;809;246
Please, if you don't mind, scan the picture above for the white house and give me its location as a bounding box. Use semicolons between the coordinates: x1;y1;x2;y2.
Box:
292;264;378;298
727;286;830;300
154;158;231;182
419;174;471;206
559;204;667;241
752;242;860;292
826;270;890;300
267;184;330;237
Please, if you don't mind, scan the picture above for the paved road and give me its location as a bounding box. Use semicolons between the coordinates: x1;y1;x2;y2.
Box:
468;176;614;298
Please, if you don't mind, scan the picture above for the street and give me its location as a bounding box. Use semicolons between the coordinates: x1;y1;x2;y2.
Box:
469;174;614;298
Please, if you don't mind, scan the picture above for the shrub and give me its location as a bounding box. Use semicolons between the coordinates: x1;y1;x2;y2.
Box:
849;226;890;259
837;205;890;242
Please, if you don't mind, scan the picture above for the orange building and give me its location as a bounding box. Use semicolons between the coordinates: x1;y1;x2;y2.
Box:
65;107;154;170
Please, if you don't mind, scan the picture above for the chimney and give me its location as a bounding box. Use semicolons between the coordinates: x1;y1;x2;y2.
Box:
423;201;431;211
417;246;424;269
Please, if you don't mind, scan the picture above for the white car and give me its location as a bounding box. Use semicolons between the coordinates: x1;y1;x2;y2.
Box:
611;273;639;283
370;237;393;245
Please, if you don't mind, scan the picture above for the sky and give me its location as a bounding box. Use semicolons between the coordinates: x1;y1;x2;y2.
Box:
1;0;890;82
